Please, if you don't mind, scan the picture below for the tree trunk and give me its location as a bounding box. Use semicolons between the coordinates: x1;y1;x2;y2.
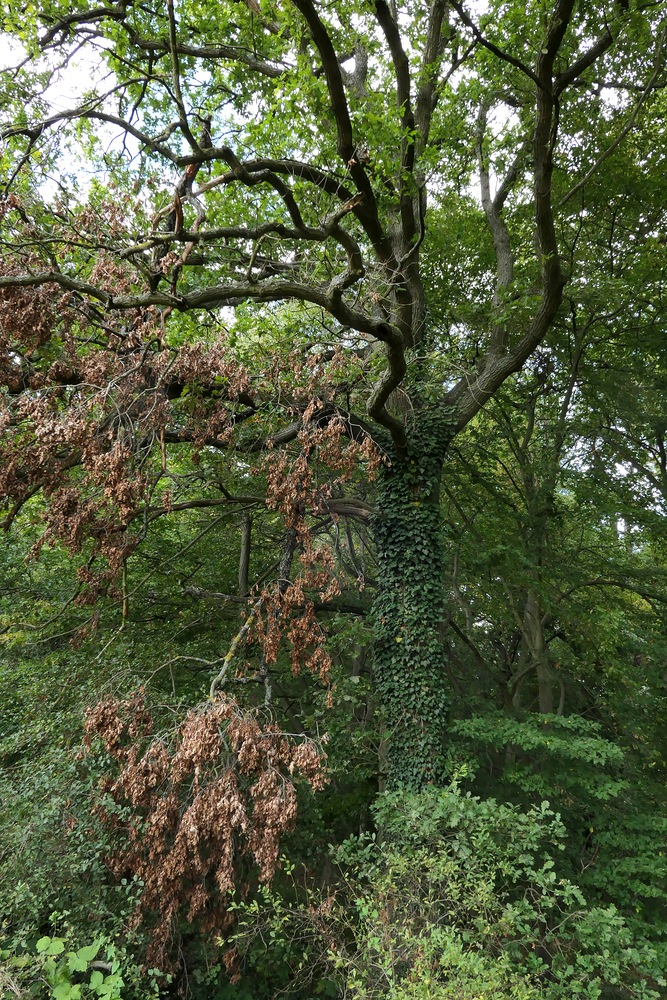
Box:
239;513;252;597
370;413;453;790
523;588;553;714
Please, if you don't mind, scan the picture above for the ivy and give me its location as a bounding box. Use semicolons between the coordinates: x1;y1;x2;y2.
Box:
370;406;458;788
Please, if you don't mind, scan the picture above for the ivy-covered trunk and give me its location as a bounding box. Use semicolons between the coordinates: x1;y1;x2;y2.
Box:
371;415;453;790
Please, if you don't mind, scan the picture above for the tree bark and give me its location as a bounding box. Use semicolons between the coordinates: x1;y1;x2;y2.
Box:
523;588;553;715
238;513;252;597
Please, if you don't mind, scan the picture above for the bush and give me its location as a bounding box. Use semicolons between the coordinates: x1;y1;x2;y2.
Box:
318;784;665;999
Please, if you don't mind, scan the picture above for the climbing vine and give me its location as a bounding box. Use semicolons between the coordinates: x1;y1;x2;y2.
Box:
371;408;457;788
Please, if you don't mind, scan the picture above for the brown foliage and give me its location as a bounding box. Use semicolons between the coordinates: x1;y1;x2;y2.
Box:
0;236;379;672
83;690;327;971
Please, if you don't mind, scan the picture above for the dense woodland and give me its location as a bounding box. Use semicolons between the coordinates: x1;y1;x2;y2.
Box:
0;0;666;997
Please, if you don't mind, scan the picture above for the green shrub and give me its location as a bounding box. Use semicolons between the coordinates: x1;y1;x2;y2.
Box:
321;784;665;999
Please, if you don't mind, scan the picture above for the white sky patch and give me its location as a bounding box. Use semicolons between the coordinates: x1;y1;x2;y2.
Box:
1;32;138;200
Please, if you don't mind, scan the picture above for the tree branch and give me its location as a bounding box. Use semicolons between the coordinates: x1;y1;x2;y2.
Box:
559;20;667;208
291;0;396;269
449;1;542;89
446;0;577;429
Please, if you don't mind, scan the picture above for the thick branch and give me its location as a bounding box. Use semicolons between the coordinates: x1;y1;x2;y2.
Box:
239;513;252;596
366;322;408;455
446;0;577;430
166;0;198;151
39;2;127;45
195;157;354;200
291;0;396;268
415;0;450;149
0;272;380;336
374;0;417;248
476;102;515;356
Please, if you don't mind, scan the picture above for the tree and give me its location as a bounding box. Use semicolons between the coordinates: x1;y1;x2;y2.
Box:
1;0;666;796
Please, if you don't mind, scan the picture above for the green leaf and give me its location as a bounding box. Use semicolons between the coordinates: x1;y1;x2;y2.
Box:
37;937;66;956
53;985;81;1000
76;942;101;963
89;969;104;989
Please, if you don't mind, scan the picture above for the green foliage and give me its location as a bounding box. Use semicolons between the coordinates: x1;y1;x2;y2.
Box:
452;713;626;801
370;410;458;788
2;0;667;995
329;786;665;999
209;786;666;999
0;932;166;999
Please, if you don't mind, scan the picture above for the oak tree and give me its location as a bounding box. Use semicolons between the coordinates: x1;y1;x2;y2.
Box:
1;0;666;790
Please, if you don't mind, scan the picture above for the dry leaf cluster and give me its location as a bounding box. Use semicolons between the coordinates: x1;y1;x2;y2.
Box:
83;690;327;970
